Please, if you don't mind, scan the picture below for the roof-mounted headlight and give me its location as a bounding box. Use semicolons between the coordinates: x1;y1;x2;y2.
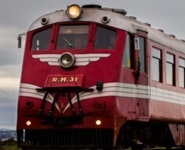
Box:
66;4;82;20
59;52;75;69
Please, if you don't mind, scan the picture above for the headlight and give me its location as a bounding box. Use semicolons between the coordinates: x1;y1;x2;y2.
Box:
59;52;75;68
66;4;82;20
26;120;32;126
96;119;102;126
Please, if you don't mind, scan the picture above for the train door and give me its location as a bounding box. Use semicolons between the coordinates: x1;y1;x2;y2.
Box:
134;30;148;85
135;30;149;119
120;29;149;120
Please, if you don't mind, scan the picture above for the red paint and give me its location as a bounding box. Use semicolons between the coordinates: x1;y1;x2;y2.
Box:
17;5;185;148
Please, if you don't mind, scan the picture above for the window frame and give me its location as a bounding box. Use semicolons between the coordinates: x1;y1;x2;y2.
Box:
138;36;146;72
166;52;175;86
179;57;185;88
135;30;147;73
29;23;122;52
30;26;53;51
122;33;134;68
94;24;118;50
56;24;90;50
152;47;162;82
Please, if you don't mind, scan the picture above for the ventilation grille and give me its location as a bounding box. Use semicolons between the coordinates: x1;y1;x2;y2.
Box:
18;128;114;149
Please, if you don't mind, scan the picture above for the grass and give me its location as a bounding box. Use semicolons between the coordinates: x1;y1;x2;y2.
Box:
0;139;21;150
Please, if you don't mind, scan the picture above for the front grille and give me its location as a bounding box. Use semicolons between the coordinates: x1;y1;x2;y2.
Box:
18;128;114;149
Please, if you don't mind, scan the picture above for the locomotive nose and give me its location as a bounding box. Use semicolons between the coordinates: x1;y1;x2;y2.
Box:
59;52;75;68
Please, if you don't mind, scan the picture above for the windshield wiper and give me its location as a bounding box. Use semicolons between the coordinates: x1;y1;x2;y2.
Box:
63;37;73;47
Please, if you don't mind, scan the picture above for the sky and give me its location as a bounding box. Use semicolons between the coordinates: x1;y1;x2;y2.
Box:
0;0;185;129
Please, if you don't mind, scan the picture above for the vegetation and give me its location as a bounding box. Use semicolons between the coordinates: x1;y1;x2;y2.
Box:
0;139;21;150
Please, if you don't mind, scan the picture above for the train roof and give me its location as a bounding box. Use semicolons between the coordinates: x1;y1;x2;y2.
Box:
28;4;185;54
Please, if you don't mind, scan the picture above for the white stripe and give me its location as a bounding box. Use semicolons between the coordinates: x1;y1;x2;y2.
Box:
63;82;150;113
20;83;40;89
32;54;59;58
20;82;185;114
19;83;61;112
48;62;60;66
32;53;110;66
63;82;185;113
151;87;185;104
76;57;100;62
40;58;58;62
75;62;89;66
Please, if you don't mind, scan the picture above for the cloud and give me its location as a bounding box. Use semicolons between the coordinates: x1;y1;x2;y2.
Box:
0;68;20;130
0;66;21;105
0;26;24;66
0;102;17;129
0;76;20;90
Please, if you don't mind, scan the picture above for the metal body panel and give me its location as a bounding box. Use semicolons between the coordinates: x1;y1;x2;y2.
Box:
17;4;185;148
28;8;185;54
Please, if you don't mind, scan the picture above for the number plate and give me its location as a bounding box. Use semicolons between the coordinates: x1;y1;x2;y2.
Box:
44;74;84;88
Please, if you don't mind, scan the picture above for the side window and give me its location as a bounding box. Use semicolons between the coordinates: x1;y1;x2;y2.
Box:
179;58;185;88
166;53;175;85
56;25;89;49
123;33;134;68
95;26;117;49
31;28;51;50
152;47;162;82
138;36;145;72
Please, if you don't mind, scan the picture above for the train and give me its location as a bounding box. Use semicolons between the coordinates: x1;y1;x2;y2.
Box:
17;3;185;149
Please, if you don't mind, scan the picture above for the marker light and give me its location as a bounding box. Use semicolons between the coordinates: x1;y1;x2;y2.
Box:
26;120;32;126
96;119;102;126
59;52;75;68
66;4;82;19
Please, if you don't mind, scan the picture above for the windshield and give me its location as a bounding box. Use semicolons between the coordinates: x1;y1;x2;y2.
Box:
30;24;118;51
56;25;89;49
31;28;51;50
95;26;117;49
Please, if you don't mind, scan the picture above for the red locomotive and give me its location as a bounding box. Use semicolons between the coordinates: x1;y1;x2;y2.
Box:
17;4;185;149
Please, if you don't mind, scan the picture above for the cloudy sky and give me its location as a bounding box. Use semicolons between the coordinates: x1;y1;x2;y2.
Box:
0;0;185;129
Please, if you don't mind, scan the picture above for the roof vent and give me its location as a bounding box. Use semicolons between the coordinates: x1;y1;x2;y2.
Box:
128;16;137;20
169;34;175;38
180;39;185;42
112;9;127;15
82;4;102;9
158;29;164;32
145;23;151;26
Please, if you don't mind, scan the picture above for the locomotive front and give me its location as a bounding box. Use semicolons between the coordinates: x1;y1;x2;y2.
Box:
17;4;127;149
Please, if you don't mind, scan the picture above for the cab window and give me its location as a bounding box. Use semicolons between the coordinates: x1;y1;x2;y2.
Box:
123;33;134;68
56;25;89;49
95;26;117;49
138;36;145;72
31;28;51;50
